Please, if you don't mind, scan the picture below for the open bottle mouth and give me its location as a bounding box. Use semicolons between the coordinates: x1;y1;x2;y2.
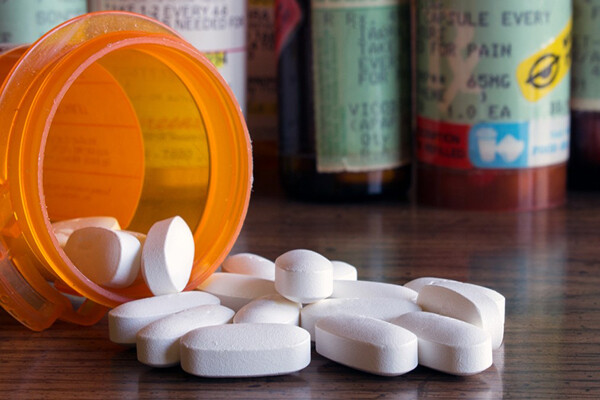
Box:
0;12;252;330
40;40;212;298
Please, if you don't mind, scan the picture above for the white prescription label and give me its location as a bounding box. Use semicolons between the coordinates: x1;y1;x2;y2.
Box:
89;0;247;112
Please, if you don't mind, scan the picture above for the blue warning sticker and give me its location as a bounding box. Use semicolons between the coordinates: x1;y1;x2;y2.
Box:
468;117;569;169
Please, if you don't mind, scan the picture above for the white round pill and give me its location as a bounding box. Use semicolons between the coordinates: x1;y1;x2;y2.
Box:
108;291;220;344
391;311;493;376
331;260;358;281
301;297;421;339
136;304;234;367
275;249;333;303
180;323;311;378
52;216;121;247
405;277;506;325
233;294;302;325
64;227;141;289
196;272;277;311
222;253;275;280
141;216;195;296
315;315;418;376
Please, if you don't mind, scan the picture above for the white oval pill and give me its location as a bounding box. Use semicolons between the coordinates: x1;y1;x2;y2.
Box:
233;294;302;325
331;260;358;281
136;304;234;367
405;277;506;324
391;311;492;376
64;227;141;289
196;272;277;311
331;280;417;302
315;315;418;376
417;281;504;349
275;249;333;303
222;253;275;280
141;216;195;296
108;291;219;344
180;323;311;377
300;297;421;339
404;277;456;293
52;216;121;247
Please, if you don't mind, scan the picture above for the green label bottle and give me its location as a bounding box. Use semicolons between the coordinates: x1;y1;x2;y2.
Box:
276;0;411;200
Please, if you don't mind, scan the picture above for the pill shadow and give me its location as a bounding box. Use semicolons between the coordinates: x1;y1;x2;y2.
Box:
136;364;313;398
128;348;503;398
415;364;503;400
314;357;503;399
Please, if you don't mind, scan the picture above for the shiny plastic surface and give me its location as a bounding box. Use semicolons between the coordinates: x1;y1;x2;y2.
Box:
0;12;252;330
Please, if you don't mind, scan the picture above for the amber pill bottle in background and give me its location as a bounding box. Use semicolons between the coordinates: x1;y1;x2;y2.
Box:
0;12;252;331
276;0;411;201
414;1;571;210
569;0;600;190
246;0;279;193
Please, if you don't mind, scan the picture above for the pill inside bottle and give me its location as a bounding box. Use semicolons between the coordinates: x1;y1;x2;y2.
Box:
0;12;252;331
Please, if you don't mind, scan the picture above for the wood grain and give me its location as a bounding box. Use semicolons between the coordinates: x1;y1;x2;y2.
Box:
2;191;600;399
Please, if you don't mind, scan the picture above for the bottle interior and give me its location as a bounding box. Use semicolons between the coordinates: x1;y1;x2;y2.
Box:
41;46;211;291
42;47;210;235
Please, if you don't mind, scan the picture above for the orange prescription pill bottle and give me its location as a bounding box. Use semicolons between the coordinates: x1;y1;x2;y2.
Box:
0;12;252;331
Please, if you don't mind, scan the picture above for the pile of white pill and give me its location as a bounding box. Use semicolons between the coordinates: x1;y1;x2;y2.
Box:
53;219;505;378
105;247;505;378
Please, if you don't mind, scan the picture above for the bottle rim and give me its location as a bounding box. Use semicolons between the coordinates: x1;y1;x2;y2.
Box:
1;12;252;309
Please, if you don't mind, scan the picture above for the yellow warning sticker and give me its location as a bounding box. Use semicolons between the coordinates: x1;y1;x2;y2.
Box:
516;19;572;102
205;51;227;68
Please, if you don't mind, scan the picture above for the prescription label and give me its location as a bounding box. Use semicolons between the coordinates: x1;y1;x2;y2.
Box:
0;0;86;45
89;0;247;113
571;0;600;111
311;0;410;173
43;63;145;227
414;0;571;170
98;49;210;172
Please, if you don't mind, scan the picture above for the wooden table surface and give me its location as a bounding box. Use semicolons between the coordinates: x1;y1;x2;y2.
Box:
2;188;600;399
